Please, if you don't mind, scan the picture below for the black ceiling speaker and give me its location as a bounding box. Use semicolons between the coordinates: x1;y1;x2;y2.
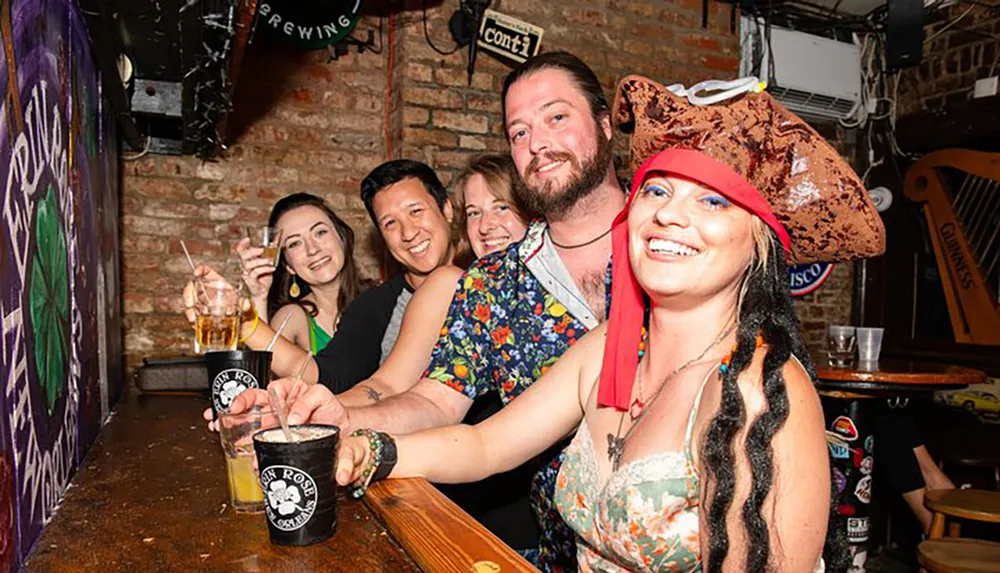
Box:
886;0;923;70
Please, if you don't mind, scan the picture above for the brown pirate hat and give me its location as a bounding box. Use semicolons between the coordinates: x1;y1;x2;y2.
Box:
612;75;885;264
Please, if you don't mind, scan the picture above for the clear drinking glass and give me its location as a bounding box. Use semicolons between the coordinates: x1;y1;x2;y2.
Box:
193;278;240;354
856;327;885;362
827;325;856;367
247;226;284;266
218;406;279;513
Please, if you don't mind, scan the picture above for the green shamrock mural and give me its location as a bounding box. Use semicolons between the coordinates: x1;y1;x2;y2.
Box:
28;184;70;413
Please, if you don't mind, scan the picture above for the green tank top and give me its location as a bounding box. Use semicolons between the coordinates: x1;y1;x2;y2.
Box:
306;313;333;354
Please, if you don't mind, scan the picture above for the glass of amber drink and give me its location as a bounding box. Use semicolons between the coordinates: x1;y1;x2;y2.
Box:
193;278;240;354
218;406;279;513
247;226;283;266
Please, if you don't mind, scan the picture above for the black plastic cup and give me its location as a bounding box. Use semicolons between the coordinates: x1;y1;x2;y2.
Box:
253;425;340;546
205;350;272;418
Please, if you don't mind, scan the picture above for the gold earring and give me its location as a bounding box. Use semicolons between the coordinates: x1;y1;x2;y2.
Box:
289;276;301;298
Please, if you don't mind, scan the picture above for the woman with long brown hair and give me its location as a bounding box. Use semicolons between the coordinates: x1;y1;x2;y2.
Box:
236;193;361;354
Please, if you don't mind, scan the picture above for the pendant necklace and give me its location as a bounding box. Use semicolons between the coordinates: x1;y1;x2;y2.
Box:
607;321;736;472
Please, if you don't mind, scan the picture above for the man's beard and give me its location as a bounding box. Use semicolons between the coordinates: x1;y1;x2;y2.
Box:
514;133;613;218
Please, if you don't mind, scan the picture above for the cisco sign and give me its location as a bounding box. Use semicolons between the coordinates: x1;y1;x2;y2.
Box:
789;262;833;296
258;1;362;49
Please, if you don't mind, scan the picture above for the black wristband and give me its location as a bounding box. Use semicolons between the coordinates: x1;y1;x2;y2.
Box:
372;432;397;482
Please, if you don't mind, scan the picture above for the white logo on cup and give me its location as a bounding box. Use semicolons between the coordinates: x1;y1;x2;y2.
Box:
211;368;259;412
260;465;318;531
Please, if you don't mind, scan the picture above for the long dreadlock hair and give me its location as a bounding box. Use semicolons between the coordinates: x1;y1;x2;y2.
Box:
701;226;848;573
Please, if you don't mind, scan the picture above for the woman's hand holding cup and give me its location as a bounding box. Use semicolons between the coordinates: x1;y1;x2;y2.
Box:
236;237;276;301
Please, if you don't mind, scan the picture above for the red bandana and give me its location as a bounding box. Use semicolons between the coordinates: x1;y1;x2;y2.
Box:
597;148;791;411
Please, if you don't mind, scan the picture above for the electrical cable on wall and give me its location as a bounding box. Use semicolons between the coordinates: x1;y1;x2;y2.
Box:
924;3;978;44
122;134;152;161
840;34;895;130
423;0;461;55
385;12;395;161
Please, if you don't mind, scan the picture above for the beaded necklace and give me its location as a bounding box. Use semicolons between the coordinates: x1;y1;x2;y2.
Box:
606;325;764;472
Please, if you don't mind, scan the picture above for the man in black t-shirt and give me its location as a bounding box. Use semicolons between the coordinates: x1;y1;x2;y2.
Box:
313;160;456;392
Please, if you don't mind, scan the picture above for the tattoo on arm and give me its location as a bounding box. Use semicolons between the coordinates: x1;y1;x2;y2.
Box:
361;385;382;403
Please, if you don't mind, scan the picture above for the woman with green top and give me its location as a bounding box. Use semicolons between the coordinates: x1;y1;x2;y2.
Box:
236;193;362;354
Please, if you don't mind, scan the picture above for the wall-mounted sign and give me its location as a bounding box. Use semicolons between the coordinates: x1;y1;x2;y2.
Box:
789;262;834;296
477;9;543;64
257;1;363;49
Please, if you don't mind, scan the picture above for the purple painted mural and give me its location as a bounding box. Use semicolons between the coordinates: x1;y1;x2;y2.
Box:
0;0;122;569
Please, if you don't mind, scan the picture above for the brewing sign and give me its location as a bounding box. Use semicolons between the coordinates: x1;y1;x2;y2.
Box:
788;262;833;296
258;1;363;48
477;9;544;64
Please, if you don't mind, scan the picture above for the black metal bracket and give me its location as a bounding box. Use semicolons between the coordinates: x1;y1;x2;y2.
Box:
77;0;144;149
327;28;377;61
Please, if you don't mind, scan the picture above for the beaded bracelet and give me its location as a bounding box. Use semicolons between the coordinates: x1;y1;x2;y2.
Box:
349;429;383;499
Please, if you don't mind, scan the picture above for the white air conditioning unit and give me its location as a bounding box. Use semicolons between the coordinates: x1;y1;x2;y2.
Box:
739;17;861;122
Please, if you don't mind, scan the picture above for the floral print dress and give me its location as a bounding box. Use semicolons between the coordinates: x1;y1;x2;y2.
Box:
554;376;710;572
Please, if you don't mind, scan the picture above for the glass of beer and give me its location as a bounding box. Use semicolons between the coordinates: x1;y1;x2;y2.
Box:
247;226;284;266
194;278;240;354
219;406;279;513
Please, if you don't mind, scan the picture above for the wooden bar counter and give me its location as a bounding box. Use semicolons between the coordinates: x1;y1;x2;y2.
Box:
23;392;537;572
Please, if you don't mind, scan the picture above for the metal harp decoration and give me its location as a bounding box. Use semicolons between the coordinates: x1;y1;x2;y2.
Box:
903;150;1000;345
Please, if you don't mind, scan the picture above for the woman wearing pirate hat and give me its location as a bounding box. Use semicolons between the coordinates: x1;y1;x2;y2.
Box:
331;76;885;573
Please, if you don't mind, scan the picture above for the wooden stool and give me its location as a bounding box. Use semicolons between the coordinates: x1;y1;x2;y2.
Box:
918;489;1000;572
917;538;1000;572
941;451;1000;491
925;489;1000;539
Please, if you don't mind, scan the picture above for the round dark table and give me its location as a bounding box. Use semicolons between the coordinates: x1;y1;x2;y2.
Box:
814;358;985;571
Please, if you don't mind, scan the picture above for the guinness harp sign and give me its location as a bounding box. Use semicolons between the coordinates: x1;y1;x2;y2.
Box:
477;10;544;64
258;0;363;49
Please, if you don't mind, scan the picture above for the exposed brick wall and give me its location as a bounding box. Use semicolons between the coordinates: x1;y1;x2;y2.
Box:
896;4;1000;115
120;0;849;369
794;264;855;354
395;0;740;183
121;33;390;367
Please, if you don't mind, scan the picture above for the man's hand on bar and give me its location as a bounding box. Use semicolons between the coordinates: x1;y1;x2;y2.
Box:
334;435;372;487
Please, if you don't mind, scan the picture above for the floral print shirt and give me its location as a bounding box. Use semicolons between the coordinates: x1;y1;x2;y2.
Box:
425;222;612;573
